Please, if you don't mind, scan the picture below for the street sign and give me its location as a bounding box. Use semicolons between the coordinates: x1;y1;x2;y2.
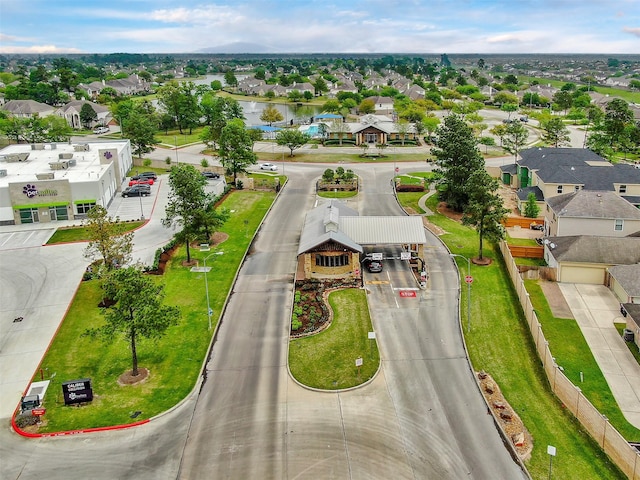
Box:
370;252;383;260
355;357;363;367
368;331;376;339
465;275;473;284
395;167;399;173
32;408;46;416
400;252;411;260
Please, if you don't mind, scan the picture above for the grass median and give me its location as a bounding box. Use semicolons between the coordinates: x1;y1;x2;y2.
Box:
397;192;626;480
289;288;379;389
30;190;275;433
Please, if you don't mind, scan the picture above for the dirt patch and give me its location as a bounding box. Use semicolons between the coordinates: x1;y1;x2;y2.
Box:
117;368;150;386
437;201;464;222
478;371;533;461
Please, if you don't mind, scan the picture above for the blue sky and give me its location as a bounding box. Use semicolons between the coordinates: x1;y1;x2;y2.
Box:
1;0;639;54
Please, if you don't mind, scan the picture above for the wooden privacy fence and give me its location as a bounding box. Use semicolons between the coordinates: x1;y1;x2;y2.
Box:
503;217;544;228
507;244;544;258
500;240;640;480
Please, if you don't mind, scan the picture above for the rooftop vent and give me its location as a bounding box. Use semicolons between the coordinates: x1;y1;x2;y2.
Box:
74;144;90;152
2;153;30;162
36;172;55;180
0;169;7;177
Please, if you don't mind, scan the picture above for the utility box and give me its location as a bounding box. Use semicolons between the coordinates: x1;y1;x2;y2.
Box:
20;394;40;412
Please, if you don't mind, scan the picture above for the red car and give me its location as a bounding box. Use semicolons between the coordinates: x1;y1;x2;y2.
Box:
129;178;154;187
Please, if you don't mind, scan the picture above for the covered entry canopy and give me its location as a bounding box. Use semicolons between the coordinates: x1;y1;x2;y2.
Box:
339;216;427;245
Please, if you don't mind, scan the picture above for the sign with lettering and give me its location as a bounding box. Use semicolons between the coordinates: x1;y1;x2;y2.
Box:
32;408;46;416
62;378;93;405
399;290;417;297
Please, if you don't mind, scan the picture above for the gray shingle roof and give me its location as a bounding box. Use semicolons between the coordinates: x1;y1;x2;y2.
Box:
547;190;640;219
546;236;640;264
608;264;640;297
517;186;544;202
519;147;640;191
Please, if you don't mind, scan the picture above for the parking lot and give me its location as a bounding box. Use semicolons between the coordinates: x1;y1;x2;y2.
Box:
0;228;56;251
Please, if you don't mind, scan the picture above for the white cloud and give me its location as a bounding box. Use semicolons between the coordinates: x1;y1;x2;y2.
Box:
623;26;640;37
0;45;83;54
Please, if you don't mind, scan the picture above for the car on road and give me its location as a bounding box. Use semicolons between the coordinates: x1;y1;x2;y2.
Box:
259;162;278;171
202;171;221;179
129;178;154;186
93;126;109;134
363;258;383;273
121;185;151;197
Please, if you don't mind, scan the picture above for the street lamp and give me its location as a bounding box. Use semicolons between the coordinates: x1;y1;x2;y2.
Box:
450;253;472;333
174;136;179;164
202;252;215;331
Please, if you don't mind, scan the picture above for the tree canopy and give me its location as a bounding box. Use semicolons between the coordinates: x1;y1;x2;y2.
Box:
276;128;311;157
219;118;258;184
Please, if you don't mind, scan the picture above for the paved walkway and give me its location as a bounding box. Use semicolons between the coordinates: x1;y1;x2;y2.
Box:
559;283;640;428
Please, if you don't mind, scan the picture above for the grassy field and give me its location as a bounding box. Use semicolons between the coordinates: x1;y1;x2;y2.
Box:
289;288;379;389
47;221;145;244
32;190;275;432
415;193;626;480
256;151;433;164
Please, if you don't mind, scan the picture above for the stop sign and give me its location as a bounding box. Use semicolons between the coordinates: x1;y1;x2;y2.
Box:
465;275;473;284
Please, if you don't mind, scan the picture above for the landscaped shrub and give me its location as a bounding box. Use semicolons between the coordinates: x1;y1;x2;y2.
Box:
396;184;426;192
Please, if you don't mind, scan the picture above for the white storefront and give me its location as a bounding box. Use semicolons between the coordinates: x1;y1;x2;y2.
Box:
0;140;133;225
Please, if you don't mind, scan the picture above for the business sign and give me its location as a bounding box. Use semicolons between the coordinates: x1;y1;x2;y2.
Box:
400;252;411;260
32;408;46;417
62;378;93;405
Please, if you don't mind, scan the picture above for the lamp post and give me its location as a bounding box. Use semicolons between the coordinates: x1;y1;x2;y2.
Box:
450;253;472;333
202;252;214;331
174;136;179;164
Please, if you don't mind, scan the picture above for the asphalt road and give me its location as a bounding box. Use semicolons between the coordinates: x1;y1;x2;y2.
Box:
0;161;528;479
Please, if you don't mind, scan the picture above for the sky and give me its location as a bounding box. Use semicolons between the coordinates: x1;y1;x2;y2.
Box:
0;0;639;55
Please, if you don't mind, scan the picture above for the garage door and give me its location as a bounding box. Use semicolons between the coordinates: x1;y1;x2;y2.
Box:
560;265;605;284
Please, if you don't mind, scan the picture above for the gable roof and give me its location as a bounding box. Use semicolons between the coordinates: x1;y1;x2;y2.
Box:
298;200;362;255
519;147;640;191
547;190;640;220
546;236;640;264
608;264;640;297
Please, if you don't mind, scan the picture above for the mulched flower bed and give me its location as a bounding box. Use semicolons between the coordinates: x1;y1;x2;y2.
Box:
291;279;360;336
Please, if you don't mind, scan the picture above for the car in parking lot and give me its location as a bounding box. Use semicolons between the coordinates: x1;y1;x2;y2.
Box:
93;126;109;134
259;162;278;171
129;178;154;187
137;171;158;180
202;171;221;179
363;258;383;273
121;184;151;197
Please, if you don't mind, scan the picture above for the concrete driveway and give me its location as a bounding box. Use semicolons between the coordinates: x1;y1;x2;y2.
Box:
558;283;640;428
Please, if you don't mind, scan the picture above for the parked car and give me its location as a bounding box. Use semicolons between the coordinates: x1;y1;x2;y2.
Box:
129;178;154;187
520;116;529;122
363;258;383;273
202;171;221;179
121;185;151;197
93;126;109;134
259;162;278;171
137;171;158;180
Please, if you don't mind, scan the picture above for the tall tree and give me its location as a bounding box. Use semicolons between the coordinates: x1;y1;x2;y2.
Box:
541;117;570;147
86;266;180;377
219;118;258;185
523;192;540;219
433;114;485;212
330;120;350;145
83;205;134;273
224;70;238;88
163;164;211;263
80;103;98;128
503;121;529;162
124;109;159;158
462;170;509;261
276;128;311;157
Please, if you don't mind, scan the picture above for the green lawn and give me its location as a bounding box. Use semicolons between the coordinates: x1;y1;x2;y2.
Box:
32;190;275;432
289;289;379;389
47;221;145;244
415;194;626;480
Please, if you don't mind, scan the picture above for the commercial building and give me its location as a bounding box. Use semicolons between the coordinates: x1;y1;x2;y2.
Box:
0;140;133;225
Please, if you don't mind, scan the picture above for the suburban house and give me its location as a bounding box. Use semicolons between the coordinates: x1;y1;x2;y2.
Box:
2;99;56;118
364;96;395;114
297;200;426;281
76;74;150;99
501;148;640;210
543;235;640;284
544;190;640;237
57;100;111;129
608;264;640;350
325;114;417;146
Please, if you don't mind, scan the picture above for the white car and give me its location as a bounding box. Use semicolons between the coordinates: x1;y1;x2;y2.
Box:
93;126;109;134
259;163;278;171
